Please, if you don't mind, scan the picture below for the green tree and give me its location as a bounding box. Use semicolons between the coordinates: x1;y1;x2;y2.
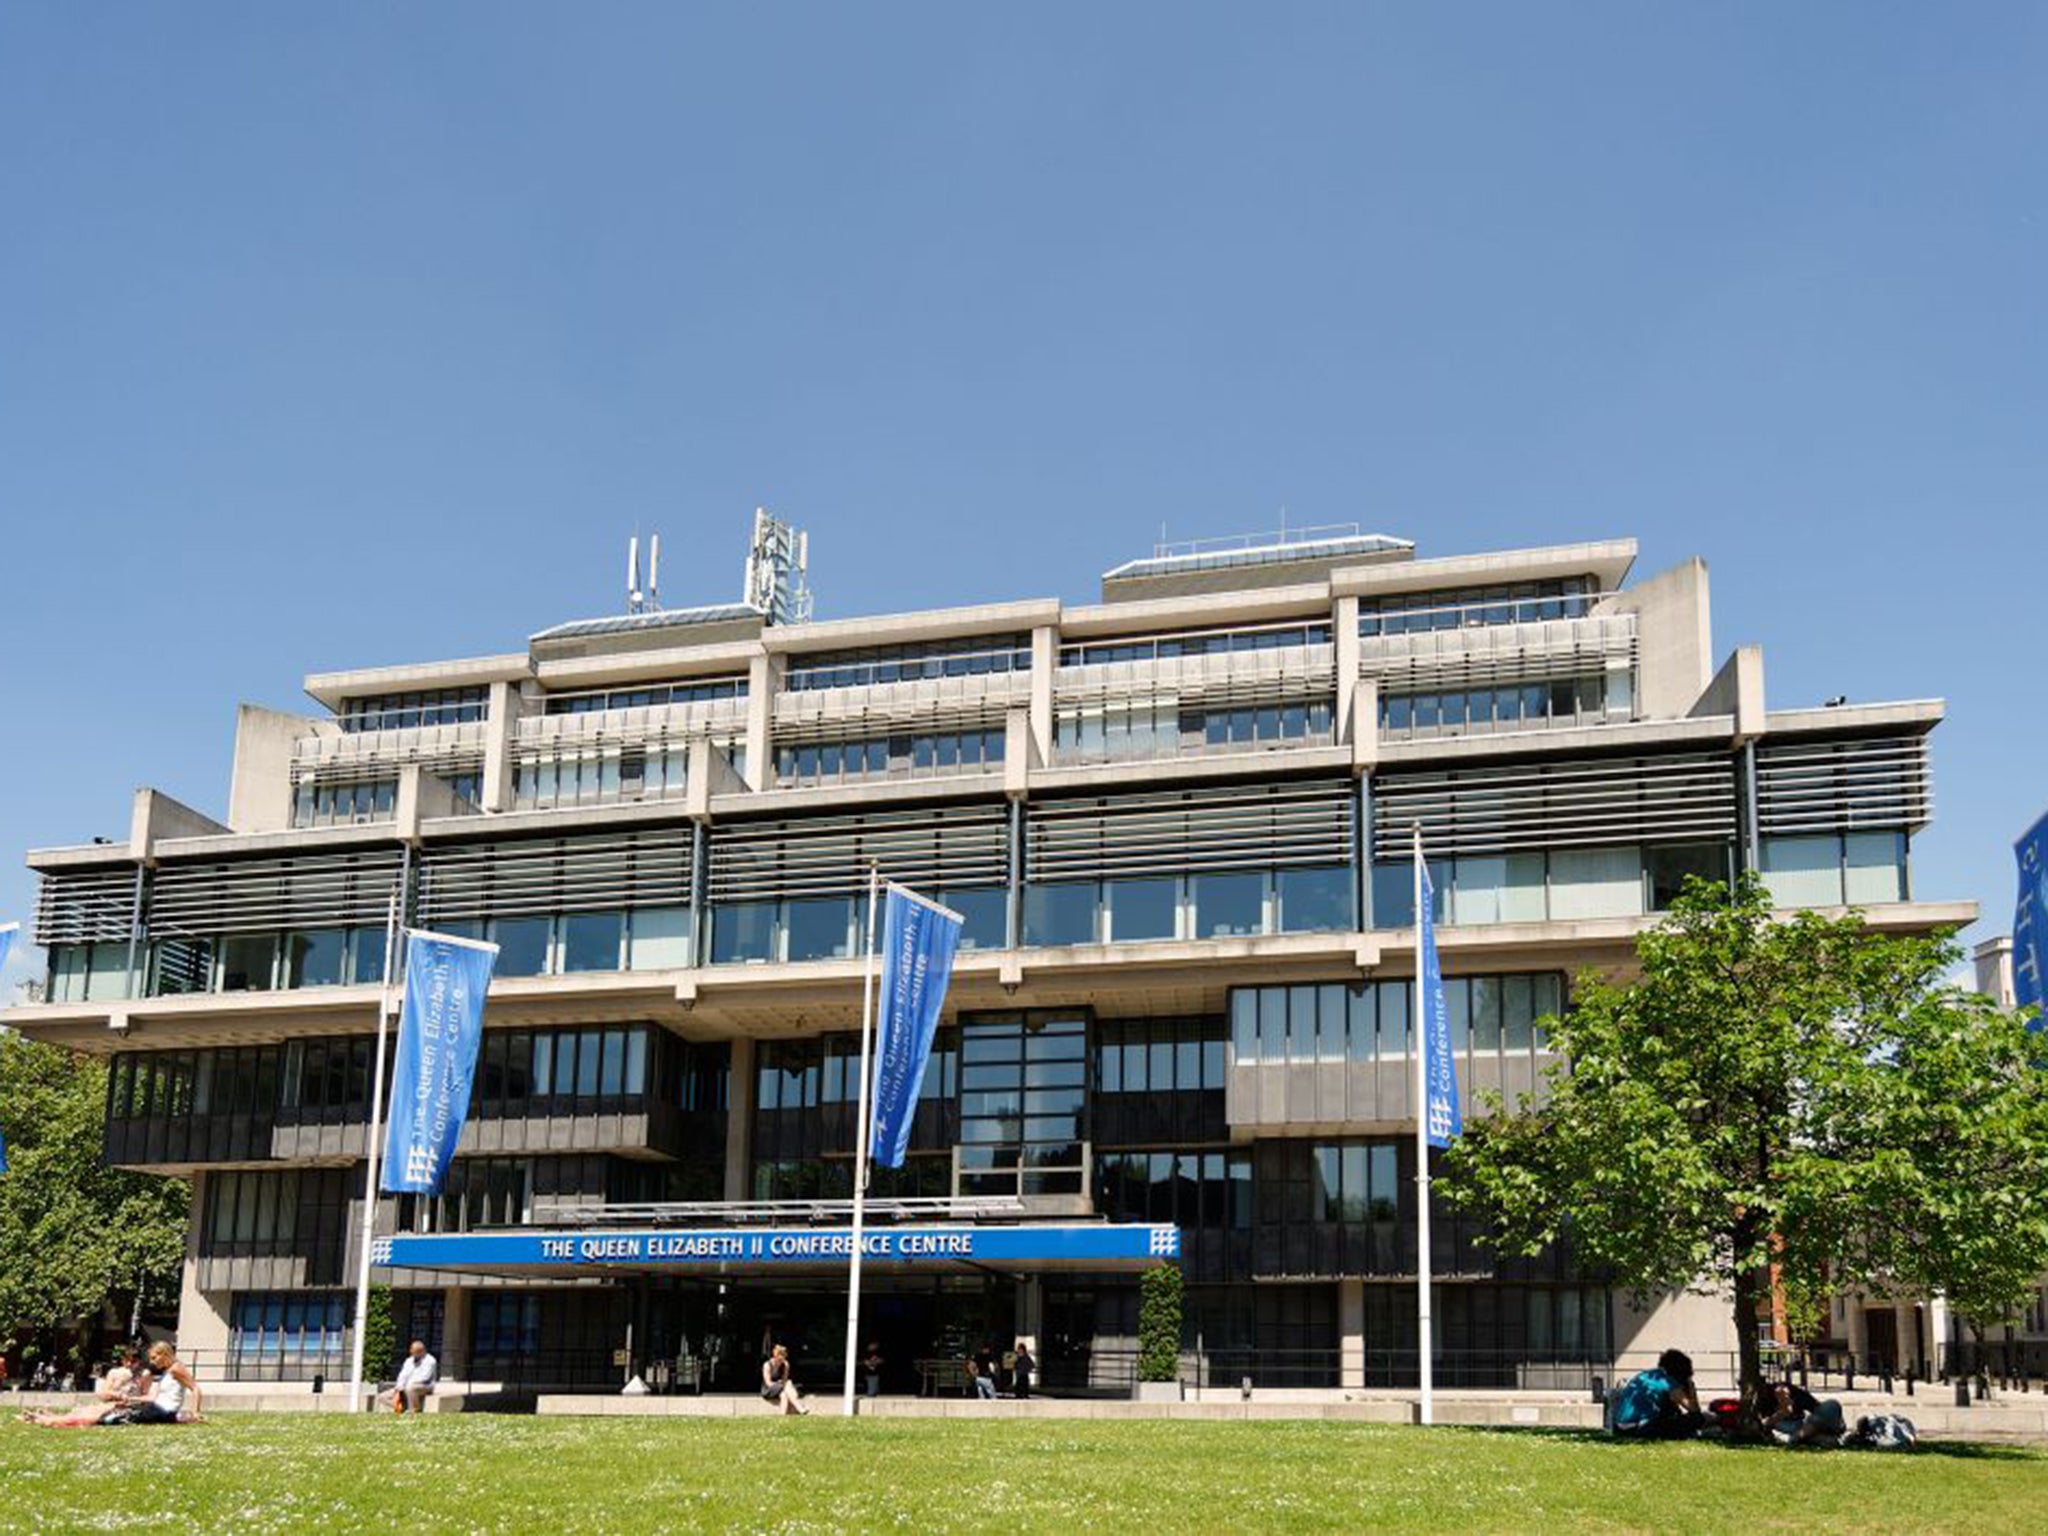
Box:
1443;874;2048;1403
362;1283;398;1381
0;1033;188;1367
1138;1264;1183;1383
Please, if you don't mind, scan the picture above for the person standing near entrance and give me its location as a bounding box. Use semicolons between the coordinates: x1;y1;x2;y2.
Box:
1010;1339;1034;1400
970;1340;998;1400
761;1343;809;1415
861;1342;885;1399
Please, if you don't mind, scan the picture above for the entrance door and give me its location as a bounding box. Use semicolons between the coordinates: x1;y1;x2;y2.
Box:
1865;1308;1899;1374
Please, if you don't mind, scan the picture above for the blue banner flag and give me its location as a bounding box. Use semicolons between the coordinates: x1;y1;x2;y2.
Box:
381;930;498;1193
1418;855;1462;1148
868;886;964;1169
0;922;14;1174
2017;811;2048;1017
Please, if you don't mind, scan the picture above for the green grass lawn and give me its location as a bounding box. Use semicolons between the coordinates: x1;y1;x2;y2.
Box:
1;1414;2042;1533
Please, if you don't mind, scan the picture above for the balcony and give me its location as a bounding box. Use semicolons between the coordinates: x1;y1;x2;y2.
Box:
771;660;1030;742
1360;596;1637;699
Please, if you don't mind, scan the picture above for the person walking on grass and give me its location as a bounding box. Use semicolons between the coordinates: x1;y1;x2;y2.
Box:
761;1343;808;1415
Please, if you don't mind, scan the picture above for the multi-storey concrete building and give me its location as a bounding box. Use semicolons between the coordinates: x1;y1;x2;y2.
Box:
4;529;1971;1395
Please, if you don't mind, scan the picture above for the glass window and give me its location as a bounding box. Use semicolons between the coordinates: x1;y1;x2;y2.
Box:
1346;985;1376;1062
561;911;625;973
1548;847;1644;919
575;1031;601;1098
218;934;278;992
492;918;551;978
1761;836;1843;909
1370;862;1413;928
1023;883;1098;947
941;888;1008;951
1470;976;1503;1051
1193;872;1265;938
784;898;854;962
287;930;348;989
1844;831;1906;905
1106;877;1178;942
1646;843;1730;911
628;906;691;969
1278;866;1352;933
711;902;777;965
1231;989;1258;1063
600;1031;626;1096
350;926;390;986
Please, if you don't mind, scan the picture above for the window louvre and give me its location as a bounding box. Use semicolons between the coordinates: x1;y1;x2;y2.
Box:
1755;734;1932;836
147;850;405;939
1374;753;1737;859
417;827;694;924
708;804;1009;903
1028;780;1354;883
34;866;139;946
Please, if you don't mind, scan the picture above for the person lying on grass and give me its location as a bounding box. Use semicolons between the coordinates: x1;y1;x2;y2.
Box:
18;1346;152;1428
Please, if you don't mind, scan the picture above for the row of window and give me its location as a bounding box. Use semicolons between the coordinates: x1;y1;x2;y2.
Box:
1370;843;1732;929
773;729;1005;788
1059;621;1333;668
541;678;747;715
291;778;398;828
512;745;694;812
47;839;1912;1004
1380;674;1630;738
755;1030;960;1113
1021;866;1353;947
435;908;694;976
106;1027;721;1134
783;635;1033;692
201;1168;353;1269
711;889;1006;965
1228;975;1566;1067
1052;700;1336;763
336;688;488;733
1358;579;1595;636
228;1293;350;1361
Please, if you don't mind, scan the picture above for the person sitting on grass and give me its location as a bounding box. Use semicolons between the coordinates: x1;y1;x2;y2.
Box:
1611;1349;1703;1439
129;1342;203;1424
1751;1375;1846;1446
19;1346;150;1428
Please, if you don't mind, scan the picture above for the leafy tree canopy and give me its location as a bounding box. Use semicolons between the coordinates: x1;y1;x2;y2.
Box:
1444;874;2048;1397
0;1033;188;1362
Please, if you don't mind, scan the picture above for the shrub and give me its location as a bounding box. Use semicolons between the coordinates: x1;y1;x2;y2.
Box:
1138;1265;1183;1383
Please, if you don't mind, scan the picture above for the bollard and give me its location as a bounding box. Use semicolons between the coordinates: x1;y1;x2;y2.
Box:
1590;1378;1606;1405
1241;1376;1252;1402
312;1373;325;1395
1880;1369;1892;1396
1845;1364;1856;1393
1905;1371;1913;1398
1955;1379;1970;1408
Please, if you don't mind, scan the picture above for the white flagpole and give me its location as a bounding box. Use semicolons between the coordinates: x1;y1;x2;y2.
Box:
1413;827;1434;1427
348;892;404;1413
841;866;882;1416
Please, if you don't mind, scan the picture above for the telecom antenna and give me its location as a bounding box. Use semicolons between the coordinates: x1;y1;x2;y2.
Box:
743;506;815;626
626;535;644;614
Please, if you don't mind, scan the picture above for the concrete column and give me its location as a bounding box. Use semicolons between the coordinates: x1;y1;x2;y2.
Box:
1013;1277;1042;1355
174;1174;232;1369
744;655;776;791
1333;595;1360;744
1926;1296;1952;1378
1029;625;1056;767
1845;1300;1869;1367
442;1286;473;1381
1339;1278;1365;1391
724;1038;756;1201
480;680;522;813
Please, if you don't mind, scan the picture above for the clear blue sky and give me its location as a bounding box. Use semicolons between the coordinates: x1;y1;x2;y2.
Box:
3;3;2044;993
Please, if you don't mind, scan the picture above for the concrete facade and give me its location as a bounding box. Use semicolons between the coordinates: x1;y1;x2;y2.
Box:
5;530;1968;1394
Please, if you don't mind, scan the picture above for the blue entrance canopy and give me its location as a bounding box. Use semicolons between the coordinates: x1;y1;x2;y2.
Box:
379;1222;1179;1277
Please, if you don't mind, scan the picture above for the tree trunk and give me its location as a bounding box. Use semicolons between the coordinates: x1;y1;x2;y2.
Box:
1732;1266;1764;1412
